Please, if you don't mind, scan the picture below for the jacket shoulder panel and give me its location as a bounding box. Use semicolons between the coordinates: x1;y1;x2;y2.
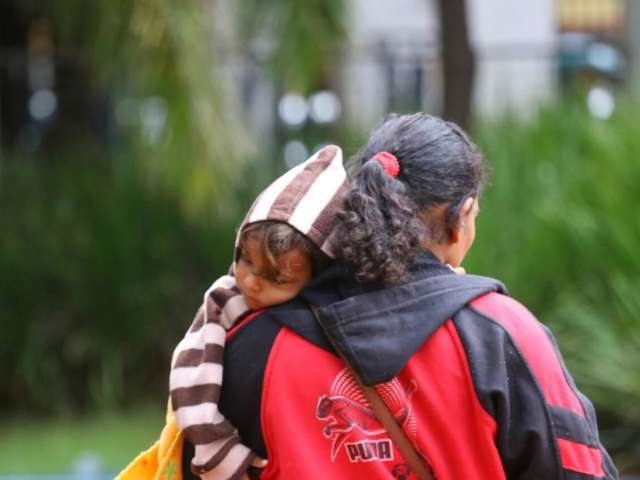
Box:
471;292;585;416
464;292;612;479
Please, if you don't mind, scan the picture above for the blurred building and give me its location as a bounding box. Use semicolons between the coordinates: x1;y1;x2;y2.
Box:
222;0;563;152
231;0;631;143
0;0;634;154
343;0;557;127
207;0;638;167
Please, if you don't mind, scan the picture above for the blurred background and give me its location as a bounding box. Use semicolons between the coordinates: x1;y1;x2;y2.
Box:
1;0;639;477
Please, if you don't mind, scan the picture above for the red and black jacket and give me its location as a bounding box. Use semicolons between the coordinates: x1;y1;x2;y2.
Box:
184;252;617;479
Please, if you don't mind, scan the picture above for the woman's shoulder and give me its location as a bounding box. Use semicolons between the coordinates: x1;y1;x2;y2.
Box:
467;291;551;344
466;291;563;374
469;291;538;327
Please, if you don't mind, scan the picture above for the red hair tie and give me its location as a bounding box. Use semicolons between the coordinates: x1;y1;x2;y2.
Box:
372;151;400;178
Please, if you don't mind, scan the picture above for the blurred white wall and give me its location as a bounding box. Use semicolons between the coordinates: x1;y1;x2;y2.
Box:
343;0;557;127
343;0;439;127
467;0;557;117
214;0;559;135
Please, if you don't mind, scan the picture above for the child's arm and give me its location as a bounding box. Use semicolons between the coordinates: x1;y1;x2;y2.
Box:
170;275;258;478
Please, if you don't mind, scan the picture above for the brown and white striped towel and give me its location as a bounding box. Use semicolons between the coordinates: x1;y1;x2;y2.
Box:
170;145;348;478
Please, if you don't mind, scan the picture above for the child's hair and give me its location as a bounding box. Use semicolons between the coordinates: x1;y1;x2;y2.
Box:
239;221;329;273
336;113;488;285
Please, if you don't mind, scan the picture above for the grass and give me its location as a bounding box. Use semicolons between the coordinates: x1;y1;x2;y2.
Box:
0;404;165;474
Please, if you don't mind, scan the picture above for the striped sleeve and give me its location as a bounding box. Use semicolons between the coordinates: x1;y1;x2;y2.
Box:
170;275;255;478
455;293;618;480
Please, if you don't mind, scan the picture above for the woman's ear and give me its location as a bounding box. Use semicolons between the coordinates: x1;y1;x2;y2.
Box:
450;197;475;244
460;196;476;219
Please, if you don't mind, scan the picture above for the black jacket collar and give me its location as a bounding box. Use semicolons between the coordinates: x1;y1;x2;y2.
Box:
267;251;506;385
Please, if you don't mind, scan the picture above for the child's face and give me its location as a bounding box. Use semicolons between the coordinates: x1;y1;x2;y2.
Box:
235;232;313;310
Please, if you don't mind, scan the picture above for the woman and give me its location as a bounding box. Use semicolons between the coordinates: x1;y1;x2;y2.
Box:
187;113;617;479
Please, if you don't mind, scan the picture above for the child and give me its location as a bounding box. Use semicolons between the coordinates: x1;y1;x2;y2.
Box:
169;145;348;479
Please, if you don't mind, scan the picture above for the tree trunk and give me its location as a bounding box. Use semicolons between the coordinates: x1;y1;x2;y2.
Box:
437;0;475;129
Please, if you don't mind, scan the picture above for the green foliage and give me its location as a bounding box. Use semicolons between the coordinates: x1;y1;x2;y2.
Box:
466;97;640;469
2;0;352;417
236;0;347;92
43;0;253;216
0;149;279;414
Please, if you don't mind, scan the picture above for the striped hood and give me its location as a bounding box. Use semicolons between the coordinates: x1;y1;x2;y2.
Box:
234;144;348;266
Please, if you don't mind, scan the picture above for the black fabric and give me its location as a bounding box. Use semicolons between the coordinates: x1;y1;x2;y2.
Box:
549;405;600;447
216;309;283;458
181;440;197;480
261;251;505;385
260;251;485;353
263;300;334;353
542;325;619;479
575;388;619;479
314;272;505;385
454;306;563;479
564;471;609;480
456;305;618;480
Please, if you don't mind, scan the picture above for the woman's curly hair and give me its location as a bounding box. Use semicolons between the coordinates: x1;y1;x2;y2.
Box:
335;113;487;284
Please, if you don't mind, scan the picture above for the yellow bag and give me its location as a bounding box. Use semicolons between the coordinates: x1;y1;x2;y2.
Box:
115;400;184;480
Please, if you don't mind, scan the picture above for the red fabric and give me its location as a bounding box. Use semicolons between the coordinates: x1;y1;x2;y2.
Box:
258;323;506;479
471;293;585;417
557;438;605;477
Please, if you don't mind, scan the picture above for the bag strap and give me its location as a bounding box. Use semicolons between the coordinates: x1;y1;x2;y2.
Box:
310;306;435;480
